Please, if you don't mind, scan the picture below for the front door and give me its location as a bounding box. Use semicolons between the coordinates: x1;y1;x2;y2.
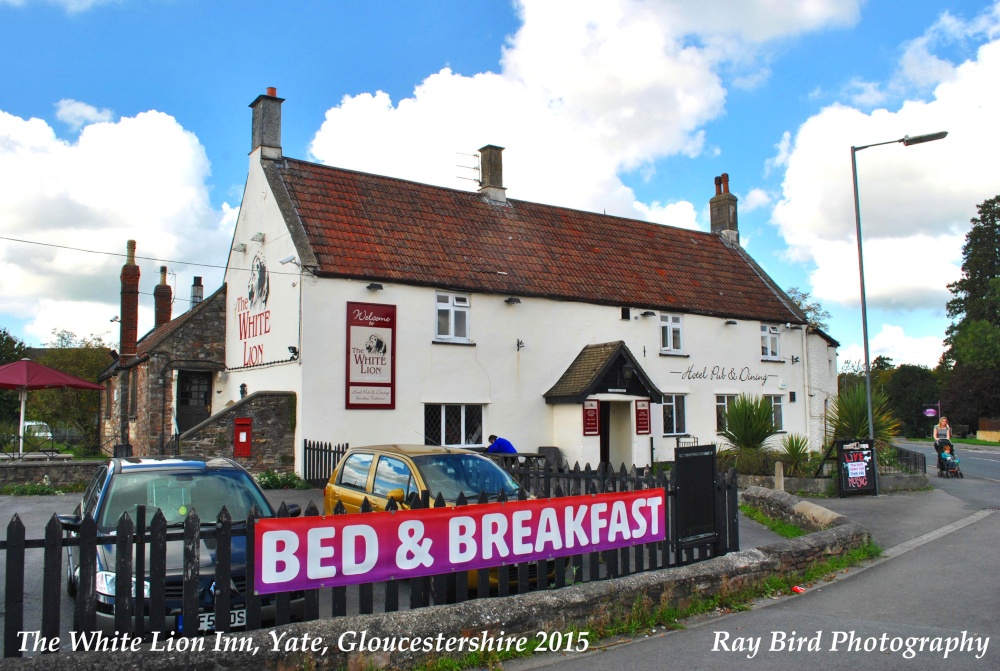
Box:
176;371;211;432
599;401;611;465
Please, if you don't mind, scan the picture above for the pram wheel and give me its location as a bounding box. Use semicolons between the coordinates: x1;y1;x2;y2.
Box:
959;471;964;478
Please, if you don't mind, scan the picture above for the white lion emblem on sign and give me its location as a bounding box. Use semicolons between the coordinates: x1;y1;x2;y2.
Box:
365;334;388;355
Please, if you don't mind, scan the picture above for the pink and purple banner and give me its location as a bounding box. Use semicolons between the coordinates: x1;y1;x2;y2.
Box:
254;489;665;594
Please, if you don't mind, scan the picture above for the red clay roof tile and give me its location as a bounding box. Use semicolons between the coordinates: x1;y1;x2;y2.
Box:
272;158;801;322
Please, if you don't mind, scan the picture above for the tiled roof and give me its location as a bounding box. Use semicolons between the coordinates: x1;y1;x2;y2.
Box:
270;158;803;322
544;341;663;403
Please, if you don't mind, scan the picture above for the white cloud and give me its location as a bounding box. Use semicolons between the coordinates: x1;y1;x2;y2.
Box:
633;200;699;229
0;0;118;12
772;33;1000;313
310;0;865;223
55;99;113;131
741;188;771;212
839;324;944;369
0;106;229;344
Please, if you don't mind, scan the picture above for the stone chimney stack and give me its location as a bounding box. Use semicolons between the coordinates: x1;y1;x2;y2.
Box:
249;87;284;160
119;240;140;364
190;276;204;307
478;145;507;203
153;266;172;329
710;172;739;245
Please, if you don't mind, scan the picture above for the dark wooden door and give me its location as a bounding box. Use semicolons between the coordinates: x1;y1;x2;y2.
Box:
599;401;611;465
177;371;211;432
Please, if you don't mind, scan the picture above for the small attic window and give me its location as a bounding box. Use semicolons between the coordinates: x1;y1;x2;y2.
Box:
621;307;631;320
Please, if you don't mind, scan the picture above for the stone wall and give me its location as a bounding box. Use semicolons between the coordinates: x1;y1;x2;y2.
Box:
0;461;98;488
739;472;929;495
177;391;296;474
0;487;871;671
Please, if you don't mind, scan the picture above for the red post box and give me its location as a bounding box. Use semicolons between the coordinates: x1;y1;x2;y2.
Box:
234;417;252;457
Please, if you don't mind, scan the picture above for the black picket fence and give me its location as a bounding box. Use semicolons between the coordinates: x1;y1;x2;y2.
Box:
302;439;349;488
1;448;738;658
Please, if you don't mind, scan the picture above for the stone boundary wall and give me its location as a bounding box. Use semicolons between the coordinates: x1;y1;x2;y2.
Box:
0;487;870;671
739;472;928;495
178;391;296;475
0;461;98;488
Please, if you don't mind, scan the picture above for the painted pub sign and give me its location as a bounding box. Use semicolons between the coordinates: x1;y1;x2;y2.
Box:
346;302;396;409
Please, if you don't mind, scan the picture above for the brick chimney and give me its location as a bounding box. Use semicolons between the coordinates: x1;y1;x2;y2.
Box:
249;87;284;160
119;240;140;364
710;173;739;245
190;276;204;307
153;266;172;329
478;145;507;203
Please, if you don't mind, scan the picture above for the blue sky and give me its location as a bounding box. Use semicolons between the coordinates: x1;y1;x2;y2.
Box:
2;0;998;370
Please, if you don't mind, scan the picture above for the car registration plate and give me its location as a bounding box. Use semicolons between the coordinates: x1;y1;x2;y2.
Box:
184;608;246;632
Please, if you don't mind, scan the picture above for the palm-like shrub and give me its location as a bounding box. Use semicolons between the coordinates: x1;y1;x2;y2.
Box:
718;394;780;474
827;383;900;447
779;433;811;477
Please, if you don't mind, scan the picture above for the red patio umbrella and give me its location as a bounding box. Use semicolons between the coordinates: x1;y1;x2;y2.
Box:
0;358;104;455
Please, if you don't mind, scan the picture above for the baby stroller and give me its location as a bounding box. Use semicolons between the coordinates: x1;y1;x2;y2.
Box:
934;440;964;478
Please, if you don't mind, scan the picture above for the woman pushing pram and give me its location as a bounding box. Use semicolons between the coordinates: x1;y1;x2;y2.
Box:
933;417;964;478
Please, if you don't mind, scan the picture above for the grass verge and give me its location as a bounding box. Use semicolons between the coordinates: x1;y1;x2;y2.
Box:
739;503;806;538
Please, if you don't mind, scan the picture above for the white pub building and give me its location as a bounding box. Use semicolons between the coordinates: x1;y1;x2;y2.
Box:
215;88;838;470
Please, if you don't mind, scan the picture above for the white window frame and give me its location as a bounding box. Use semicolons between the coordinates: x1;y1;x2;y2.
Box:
716;394;737;432
662;394;687;435
761;324;780;360
660;313;683;353
436;292;471;342
765;394;784;431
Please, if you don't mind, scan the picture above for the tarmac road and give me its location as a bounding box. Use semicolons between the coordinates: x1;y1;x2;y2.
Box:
507;442;1000;671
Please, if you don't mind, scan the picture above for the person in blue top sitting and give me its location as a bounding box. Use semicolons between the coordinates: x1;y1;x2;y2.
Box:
487;434;517;454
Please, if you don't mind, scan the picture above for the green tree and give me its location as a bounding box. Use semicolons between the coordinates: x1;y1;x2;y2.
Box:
0;328;28;424
946;196;1000;326
885;364;938;438
941;195;1000;427
786;287;832;331
28;330;111;448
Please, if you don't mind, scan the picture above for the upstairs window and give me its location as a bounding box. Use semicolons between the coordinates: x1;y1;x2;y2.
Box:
660;313;683;353
436;292;470;342
761;324;780;360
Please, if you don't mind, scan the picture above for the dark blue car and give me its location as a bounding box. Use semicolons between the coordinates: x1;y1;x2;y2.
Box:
61;456;302;634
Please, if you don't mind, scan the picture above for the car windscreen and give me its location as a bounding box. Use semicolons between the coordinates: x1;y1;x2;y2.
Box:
411;453;521;502
98;469;273;529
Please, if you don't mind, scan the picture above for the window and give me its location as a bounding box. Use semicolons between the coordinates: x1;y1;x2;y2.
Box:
105;381;113;418
765;395;784;431
716;394;737;432
424;404;483;447
372;456;415;500
436;292;470;341
761;324;780;360
662;394;687;435
336;453;374;491
660;314;683;353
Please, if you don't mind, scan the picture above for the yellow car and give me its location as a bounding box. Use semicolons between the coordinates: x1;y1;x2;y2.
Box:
323;444;523;514
323;444;544;593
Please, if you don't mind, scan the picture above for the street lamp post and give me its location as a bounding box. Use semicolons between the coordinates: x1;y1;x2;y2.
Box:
851;131;948;441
